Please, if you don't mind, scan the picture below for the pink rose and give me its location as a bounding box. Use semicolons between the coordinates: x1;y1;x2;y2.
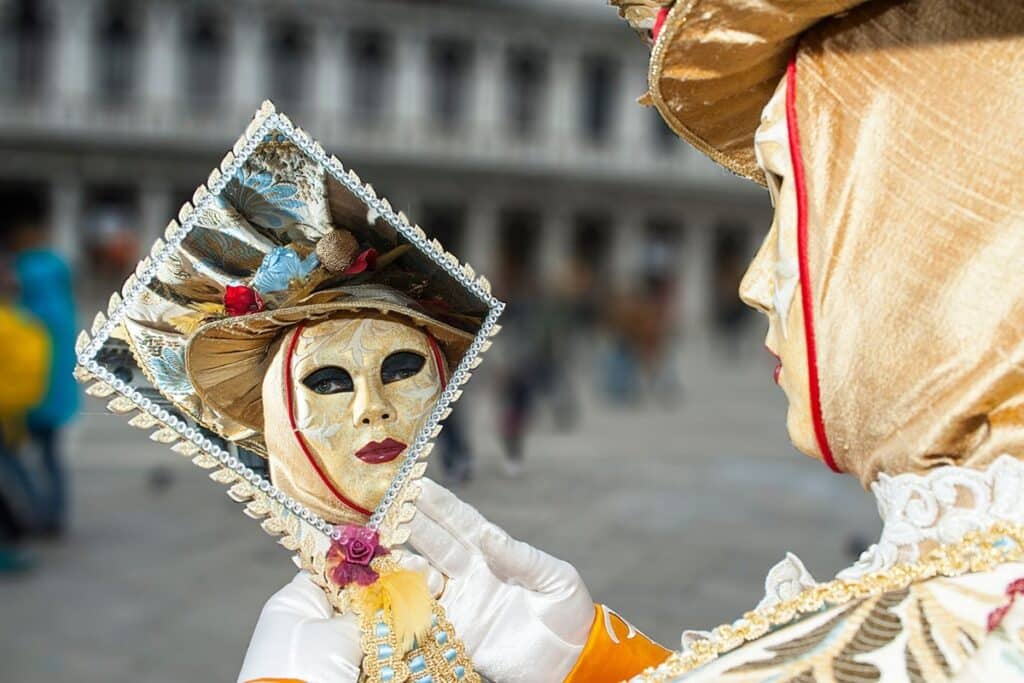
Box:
338;525;379;566
325;525;388;587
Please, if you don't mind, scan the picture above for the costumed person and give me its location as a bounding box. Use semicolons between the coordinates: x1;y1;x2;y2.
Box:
374;1;1024;681
76;107;520;683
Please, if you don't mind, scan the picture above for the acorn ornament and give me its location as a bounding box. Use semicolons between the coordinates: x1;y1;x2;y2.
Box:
316;229;360;273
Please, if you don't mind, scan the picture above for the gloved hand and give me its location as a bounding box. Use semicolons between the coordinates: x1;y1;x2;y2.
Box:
407;479;596;683
237;552;447;683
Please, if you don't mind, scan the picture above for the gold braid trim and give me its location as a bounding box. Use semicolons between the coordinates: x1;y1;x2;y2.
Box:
631;522;1024;682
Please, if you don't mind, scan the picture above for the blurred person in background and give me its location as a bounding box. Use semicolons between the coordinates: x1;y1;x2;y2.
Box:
0;258;49;572
436;407;473;486
494;257;543;477
6;193;80;536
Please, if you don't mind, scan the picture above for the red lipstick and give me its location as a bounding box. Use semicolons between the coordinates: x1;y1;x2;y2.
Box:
354;438;407;464
767;347;782;385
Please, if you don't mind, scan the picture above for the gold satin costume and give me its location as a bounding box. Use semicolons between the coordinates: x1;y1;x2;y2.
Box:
580;1;1024;681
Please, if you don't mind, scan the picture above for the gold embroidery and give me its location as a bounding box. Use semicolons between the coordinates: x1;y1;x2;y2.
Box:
632;523;1024;682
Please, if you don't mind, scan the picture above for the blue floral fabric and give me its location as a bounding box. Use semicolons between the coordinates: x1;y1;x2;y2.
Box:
252;247;320;295
149;347;193;397
219;169;305;230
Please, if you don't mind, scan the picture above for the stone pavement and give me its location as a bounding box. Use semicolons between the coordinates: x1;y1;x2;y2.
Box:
0;344;880;682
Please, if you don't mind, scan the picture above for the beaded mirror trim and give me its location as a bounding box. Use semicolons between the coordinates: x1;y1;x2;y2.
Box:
75;101;504;581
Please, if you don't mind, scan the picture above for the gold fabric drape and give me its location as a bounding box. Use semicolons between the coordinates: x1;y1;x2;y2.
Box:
794;0;1024;484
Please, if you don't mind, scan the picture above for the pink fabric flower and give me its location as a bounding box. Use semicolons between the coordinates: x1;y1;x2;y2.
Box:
325;525;388;587
343;248;378;275
223;285;265;316
338;525;379;566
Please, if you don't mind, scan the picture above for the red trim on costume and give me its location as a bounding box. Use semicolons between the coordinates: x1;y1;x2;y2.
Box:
785;56;841;474
425;333;448;391
652;7;670;42
284;322;373;516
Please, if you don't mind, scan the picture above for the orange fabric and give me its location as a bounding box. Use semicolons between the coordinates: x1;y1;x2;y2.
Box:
564;605;670;683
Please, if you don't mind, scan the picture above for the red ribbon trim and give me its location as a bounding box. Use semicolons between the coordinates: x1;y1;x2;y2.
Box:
786;55;840;474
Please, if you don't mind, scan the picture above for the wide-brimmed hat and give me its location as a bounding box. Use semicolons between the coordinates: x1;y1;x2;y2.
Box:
611;0;867;186
116;115;487;457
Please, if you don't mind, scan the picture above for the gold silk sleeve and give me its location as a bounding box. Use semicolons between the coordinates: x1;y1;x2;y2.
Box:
564;605;671;683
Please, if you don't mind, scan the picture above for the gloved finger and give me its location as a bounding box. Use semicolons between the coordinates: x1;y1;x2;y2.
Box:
404;499;475;579
478;522;579;594
414;478;494;551
391;548;446;598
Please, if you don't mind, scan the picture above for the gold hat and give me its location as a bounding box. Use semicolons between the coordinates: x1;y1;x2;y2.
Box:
611;0;867;186
113;107;485;458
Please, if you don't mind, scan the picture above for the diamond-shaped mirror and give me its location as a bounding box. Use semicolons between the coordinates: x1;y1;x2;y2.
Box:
75;103;503;602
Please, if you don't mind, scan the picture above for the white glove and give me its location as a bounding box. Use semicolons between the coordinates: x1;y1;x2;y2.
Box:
237;570;362;683
237;552;446;683
407;479;596;683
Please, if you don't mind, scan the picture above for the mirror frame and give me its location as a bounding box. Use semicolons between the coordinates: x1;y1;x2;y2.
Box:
75;102;504;610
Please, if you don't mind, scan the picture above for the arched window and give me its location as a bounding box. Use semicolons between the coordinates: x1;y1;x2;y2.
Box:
505;47;547;140
184;13;224;110
97;1;139;102
2;0;50;96
268;21;308;110
581;54;617;145
349;29;393;123
429;37;471;132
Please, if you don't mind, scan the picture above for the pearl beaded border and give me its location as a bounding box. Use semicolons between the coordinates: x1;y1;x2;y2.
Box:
76;107;504;541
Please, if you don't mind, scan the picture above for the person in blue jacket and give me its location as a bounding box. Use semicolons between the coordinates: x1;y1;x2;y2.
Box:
7;193;79;535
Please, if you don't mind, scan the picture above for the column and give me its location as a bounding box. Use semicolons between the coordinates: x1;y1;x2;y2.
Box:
682;217;714;337
313;21;345;123
545;46;579;149
471;33;504;145
610;207;645;287
50;177;84;268
49;0;98;108
229;11;266;114
539;206;574;287
463;197;498;280
394;29;429;142
617;52;650;159
141;1;181;112
139;183;173;247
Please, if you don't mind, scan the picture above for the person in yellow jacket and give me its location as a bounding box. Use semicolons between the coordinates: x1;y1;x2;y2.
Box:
0;271;51;572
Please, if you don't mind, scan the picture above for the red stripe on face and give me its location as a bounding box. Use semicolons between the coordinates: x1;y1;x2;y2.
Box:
284;322;373;516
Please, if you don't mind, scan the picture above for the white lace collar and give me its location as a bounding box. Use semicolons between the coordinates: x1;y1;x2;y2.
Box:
754;455;1024;609
837;454;1024;579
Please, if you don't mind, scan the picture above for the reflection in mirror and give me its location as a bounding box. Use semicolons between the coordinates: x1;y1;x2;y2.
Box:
95;122;487;531
79;106;500;683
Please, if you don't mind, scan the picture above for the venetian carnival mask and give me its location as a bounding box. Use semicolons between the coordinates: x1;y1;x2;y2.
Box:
263;315;446;521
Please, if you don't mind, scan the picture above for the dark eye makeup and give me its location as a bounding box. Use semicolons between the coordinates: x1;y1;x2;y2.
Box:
302;366;354;394
381;351;426;384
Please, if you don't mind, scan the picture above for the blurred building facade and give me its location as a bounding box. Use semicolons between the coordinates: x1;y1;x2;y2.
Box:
0;0;768;331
